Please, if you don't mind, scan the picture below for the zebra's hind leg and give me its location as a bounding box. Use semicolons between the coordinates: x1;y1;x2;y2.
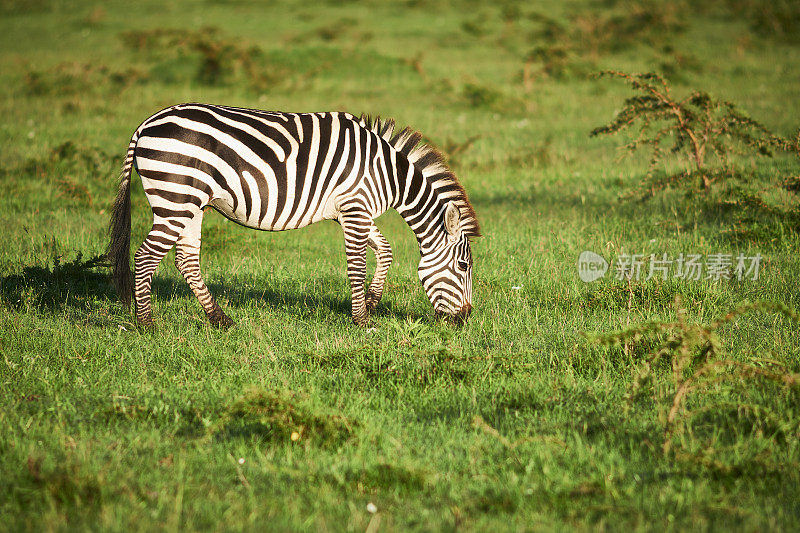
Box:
133;220;181;325
365;224;393;312
173;211;234;328
340;209;371;326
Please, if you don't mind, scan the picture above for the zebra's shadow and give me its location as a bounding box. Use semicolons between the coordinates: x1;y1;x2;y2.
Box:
0;253;416;325
167;271;417;323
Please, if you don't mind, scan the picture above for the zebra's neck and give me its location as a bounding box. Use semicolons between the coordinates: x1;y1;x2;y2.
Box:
393;166;448;253
356;113;479;246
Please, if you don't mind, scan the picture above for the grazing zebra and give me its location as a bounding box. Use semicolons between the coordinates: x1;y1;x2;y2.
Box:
108;103;480;327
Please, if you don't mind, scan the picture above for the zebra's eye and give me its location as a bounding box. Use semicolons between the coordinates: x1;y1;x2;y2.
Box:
457;260;469;271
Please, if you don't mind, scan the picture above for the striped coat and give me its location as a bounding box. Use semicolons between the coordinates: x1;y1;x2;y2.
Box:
108;103;480;326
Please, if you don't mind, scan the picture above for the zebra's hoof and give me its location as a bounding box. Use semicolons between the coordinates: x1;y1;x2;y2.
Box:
208;308;235;329
365;294;381;312
352;315;372;327
135;315;154;328
210;315;235;329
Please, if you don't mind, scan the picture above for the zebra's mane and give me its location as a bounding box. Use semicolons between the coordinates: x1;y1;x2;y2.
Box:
359;114;481;239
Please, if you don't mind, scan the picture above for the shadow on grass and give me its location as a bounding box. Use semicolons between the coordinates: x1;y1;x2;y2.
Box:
0;253;416;324
210;279;416;323
0;254;114;312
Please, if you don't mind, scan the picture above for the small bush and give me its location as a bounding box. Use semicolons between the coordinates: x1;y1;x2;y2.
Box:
657;46;704;82
284;17;371;45
461;16;488;37
572;1;686;53
463;83;501;109
120;27;287;91
524;45;587;80
522;3;687;84
592;298;800;469
461;83;521;113
441;135;481;169
591;71;780;191
22;62;146;97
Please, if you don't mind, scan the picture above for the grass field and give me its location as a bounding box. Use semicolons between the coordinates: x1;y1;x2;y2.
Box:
2;0;800;530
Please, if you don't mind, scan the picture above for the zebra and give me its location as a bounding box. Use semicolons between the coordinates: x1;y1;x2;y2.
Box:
107;103;480;327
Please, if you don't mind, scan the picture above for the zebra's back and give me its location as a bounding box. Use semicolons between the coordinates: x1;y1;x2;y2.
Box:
134;103;372;231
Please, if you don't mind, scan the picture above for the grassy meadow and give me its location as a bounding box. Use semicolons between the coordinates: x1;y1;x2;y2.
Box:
2;0;800;530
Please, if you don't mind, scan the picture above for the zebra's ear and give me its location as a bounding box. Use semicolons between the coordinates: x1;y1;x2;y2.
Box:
444;202;460;236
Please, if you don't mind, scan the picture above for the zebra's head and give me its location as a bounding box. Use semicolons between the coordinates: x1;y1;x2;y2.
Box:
418;202;474;323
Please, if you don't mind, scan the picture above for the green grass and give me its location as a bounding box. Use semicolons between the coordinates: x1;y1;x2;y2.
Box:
2;0;800;530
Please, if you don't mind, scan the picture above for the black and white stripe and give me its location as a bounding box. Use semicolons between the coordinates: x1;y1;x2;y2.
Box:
108;103;480;326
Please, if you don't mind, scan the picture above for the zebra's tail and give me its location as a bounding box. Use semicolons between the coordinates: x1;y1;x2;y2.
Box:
107;133;138;308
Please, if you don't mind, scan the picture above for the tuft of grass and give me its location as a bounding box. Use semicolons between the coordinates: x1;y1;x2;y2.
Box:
25;454;104;508
0;253;109;312
211;387;358;447
339;462;429;494
10;141;116;186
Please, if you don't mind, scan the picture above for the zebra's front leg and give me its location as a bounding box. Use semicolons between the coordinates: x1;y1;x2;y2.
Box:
366;224;393;312
174;213;234;328
340;211;371;326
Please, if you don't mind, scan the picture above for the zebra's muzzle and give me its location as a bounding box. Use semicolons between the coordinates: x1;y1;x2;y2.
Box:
455;302;472;324
436;302;472;325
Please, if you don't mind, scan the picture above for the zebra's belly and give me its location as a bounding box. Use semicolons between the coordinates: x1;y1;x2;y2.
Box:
208;190;339;232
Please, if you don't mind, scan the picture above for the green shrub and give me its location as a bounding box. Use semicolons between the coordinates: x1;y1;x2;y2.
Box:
591;71;779;191
592;298;800;469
